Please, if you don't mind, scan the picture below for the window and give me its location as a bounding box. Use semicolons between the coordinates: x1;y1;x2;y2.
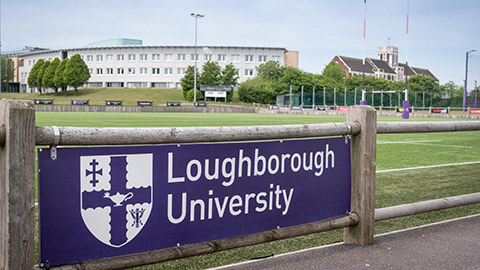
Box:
235;69;240;75
245;55;253;62
28;60;32;66
128;68;135;74
164;53;173;61
128;54;136;61
117;54;124;61
96;68;103;75
218;54;226;62
106;54;113;61
258;55;267;63
87;55;94;62
164;67;173;75
245;69;254;77
88;68;93;74
152;54;161;61
177;54;186;61
272;55;281;62
231;54;240;62
177;67;186;75
140;68;148;74
96;55;103;62
190;54;199;61
152;68;161;74
106;68;114;74
117;68;124;74
140;54;148;61
205;54;212;61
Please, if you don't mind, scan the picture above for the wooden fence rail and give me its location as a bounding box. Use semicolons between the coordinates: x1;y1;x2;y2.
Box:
34;122;360;146
377;121;480;133
375;192;480;221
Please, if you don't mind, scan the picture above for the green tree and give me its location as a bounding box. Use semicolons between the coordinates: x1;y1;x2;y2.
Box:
408;75;440;105
222;63;239;102
37;61;50;94
180;65;197;98
321;62;346;90
43;58;61;94
27;59;45;93
54;58;69;95
1;56;15;92
222;63;239;86
199;61;222;86
256;61;284;82
277;67;312;94
63;54;90;96
238;77;275;104
185;89;204;102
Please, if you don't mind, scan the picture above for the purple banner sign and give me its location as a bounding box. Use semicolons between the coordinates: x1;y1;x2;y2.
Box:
38;137;351;266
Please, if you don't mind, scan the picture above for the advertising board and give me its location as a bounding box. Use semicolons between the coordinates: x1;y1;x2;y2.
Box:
38;137;351;266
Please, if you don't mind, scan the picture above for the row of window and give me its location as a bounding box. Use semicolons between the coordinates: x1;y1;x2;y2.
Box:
82;53;280;63
89;67;255;77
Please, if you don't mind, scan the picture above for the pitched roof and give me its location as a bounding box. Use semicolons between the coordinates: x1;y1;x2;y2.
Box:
412;67;438;81
337;55;375;74
368;58;396;74
398;63;416;76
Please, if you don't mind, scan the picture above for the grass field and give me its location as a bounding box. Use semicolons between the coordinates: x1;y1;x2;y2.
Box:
32;112;480;269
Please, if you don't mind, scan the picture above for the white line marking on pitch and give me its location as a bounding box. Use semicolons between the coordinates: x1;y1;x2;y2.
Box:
377;161;480;173
377;140;473;149
377;140;442;144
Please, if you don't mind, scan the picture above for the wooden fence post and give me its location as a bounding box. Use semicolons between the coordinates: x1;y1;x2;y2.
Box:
344;105;376;245
0;99;35;269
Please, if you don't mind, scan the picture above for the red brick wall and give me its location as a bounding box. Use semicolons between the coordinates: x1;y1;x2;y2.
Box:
330;56;351;78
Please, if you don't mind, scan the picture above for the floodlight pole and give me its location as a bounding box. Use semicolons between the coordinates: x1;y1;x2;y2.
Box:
191;13;204;104
475;80;478;108
464;49;476;111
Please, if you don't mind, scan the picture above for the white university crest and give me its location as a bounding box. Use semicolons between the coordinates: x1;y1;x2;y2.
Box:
80;154;153;248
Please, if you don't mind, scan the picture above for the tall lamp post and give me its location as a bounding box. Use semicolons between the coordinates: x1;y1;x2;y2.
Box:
464;49;476;111
191;13;204;104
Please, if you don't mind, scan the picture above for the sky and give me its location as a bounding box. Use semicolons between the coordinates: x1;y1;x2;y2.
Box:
2;0;480;87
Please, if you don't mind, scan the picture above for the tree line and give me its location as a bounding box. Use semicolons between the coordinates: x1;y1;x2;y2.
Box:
27;54;90;96
236;61;469;107
180;61;238;101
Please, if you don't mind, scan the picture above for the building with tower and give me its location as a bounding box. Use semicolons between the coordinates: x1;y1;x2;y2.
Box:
330;45;437;83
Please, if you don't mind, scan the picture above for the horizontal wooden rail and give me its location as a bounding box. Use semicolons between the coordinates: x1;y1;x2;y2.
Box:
41;213;358;270
375;192;480;221
34;122;360;146
377;121;480;134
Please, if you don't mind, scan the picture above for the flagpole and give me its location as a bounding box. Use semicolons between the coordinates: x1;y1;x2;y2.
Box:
360;0;367;105
402;0;410;119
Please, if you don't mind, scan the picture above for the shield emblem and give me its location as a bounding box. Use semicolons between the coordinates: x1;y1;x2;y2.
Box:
80;154;153;248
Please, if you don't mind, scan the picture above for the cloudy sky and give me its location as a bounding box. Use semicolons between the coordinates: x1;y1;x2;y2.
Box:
2;0;480;87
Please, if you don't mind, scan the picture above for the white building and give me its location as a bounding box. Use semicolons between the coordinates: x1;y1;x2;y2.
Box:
17;38;299;93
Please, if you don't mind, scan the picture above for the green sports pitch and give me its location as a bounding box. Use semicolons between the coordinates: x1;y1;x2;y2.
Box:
34;112;480;269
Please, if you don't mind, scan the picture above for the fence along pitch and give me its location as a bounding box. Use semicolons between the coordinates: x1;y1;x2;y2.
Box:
377;121;480;134
34;122;360;146
0;100;36;270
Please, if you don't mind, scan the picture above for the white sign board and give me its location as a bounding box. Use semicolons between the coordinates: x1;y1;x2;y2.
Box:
205;91;227;98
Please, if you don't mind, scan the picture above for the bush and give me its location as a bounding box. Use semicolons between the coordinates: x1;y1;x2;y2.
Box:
185;89;204;102
238;77;275;104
